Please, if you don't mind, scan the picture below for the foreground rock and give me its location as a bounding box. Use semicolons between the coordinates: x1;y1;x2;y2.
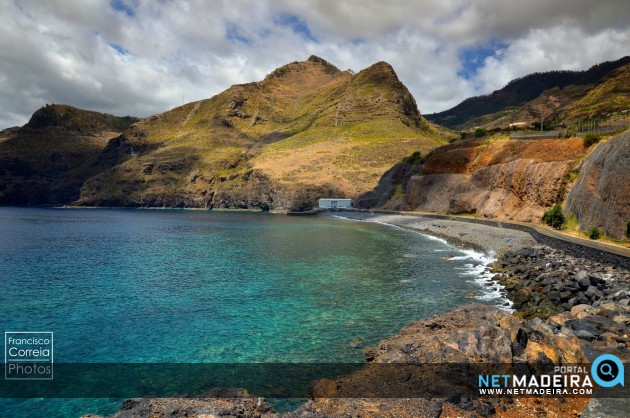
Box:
86;304;589;417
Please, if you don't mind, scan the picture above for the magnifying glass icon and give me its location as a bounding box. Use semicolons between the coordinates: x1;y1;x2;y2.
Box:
599;363;614;377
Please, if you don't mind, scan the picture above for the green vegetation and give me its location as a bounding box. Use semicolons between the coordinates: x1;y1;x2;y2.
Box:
405;151;423;164
557;169;580;200
391;184;405;200
583;134;602;148
587;227;602;240
425;57;629;131
474;128;486;138
542;204;565;229
564;214;579;231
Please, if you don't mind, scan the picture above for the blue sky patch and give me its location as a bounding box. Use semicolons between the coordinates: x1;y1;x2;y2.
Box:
226;24;252;45
274;13;317;42
458;40;508;79
111;0;135;17
110;43;129;55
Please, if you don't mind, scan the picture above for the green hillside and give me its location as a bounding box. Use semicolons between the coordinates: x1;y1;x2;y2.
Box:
1;56;448;210
426;56;630;131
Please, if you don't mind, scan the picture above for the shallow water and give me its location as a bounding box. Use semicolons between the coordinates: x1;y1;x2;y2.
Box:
0;207;504;417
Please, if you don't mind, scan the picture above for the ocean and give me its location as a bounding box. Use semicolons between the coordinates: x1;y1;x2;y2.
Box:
0;207;505;417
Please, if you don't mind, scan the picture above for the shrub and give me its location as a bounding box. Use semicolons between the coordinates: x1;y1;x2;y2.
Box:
583;134;601;148
587;227;601;240
460;131;467;140
405;151;423;164
474;128;486;138
626;221;630;239
542;204;565;229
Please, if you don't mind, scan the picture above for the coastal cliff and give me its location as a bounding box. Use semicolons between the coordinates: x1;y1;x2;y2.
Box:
357;137;586;222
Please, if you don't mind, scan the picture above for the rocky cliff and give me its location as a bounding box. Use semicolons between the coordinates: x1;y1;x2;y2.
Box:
358;138;586;222
0;105;137;204
565;131;630;239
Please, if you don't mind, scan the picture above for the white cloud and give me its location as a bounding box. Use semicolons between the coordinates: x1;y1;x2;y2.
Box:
0;0;628;128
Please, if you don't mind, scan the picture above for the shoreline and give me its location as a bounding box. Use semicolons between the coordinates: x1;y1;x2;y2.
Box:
78;210;628;417
329;211;629;351
327;211;527;312
327;211;539;256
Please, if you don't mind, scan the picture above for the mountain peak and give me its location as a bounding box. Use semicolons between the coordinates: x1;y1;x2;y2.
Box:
307;55;341;72
24;104;137;133
266;56;342;80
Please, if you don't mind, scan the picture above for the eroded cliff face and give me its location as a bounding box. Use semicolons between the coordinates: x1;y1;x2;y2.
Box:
565;131;630;239
373;138;586;222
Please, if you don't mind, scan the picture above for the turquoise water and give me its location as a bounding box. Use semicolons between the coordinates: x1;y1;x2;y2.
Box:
0;207;499;417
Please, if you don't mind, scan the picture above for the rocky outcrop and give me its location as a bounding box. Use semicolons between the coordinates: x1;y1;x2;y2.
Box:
88;304;591;418
353;158;421;209
492;245;630;352
361;138;586;222
317;304;586;396
83;392;274;418
565;131;630;239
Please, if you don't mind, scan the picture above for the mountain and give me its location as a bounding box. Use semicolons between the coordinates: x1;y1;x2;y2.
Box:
0;105;137;204
0;56;447;210
426;56;630;130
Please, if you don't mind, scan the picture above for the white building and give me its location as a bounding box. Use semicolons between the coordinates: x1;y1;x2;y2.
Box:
318;198;352;209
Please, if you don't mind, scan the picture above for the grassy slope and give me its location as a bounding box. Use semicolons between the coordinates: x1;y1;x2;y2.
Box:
452;63;629;131
426;56;630;131
77;57;447;208
558;63;630;123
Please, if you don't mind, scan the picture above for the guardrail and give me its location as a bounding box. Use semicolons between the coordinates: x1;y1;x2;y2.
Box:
510;131;562;140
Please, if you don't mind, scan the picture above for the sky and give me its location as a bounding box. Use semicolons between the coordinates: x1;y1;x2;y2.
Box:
1;0;629;128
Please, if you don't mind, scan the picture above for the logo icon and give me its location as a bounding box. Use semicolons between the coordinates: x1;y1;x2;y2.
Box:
591;354;624;388
5;331;53;380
